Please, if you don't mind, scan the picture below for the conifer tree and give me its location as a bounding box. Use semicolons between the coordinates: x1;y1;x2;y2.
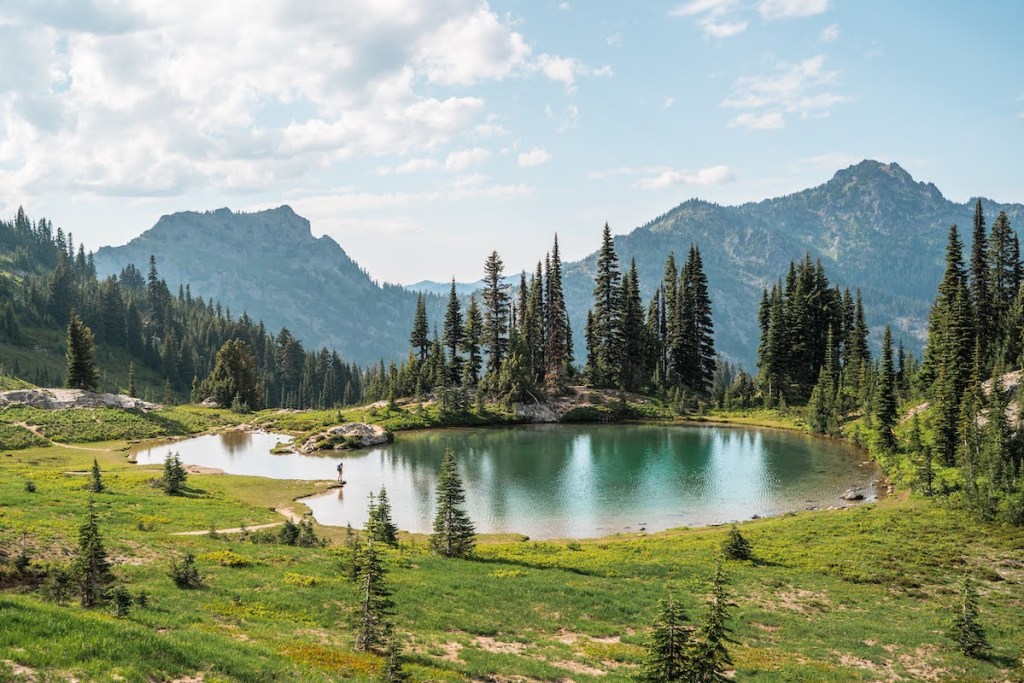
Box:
682;245;715;395
591;223;622;386
948;577;989;659
409;294;430;363
371;487;399;547
86;457;105;493
689;562;733;683
430;447;475;558
127;362;136;398
637;592;694;682
988;210;1017;342
72;499;114;608
969;200;993;364
616;259;645;391
461;296;484;385
206;339;263;410
874;326;898;451
442;280;464;385
544;235;571;383
482;251;510;374
354;537;393;653
65;310;99;392
721;525;752;561
160;452;188;495
906;413;933;496
384;630;410;682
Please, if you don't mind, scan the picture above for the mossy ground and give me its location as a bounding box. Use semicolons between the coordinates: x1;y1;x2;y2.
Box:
1;407;1023;681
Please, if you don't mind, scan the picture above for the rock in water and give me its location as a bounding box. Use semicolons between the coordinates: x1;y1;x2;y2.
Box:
841;487;865;501
300;423;394;453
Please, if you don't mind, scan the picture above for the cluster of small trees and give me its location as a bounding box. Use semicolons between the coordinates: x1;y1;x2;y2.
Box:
911;203;1024;522
585;226;716;398
363;235;574;405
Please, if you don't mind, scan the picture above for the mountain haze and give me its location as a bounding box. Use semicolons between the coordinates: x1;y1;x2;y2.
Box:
96;162;1022;370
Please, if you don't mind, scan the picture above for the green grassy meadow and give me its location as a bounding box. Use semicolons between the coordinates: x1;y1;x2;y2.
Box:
0;407;1023;681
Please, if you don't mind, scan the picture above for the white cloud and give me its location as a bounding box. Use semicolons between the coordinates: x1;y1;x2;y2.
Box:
588;164;734;188
758;0;829;19
722;54;848;129
517;148;552;167
0;1;589;202
635;164;735;190
606;32;622;47
820;23;840;41
663;97;676;110
558;2;570;10
444;147;491;171
727;112;786;129
669;0;747;38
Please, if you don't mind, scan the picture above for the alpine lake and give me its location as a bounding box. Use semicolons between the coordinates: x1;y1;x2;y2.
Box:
131;423;878;540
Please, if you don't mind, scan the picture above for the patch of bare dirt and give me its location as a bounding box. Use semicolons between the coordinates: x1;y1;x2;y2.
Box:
755;587;834;615
438;641;463;662
551;660;607;676
472;636;530;655
3;661;37;682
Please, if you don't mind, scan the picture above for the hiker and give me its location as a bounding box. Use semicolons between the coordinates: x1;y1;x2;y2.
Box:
336;461;344;483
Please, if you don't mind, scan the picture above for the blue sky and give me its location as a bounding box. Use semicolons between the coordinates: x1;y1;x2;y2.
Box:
0;0;1021;283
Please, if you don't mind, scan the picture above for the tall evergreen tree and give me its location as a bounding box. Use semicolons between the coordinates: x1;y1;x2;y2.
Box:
370;487;399;547
353;536;394;654
689;562;733;683
948;577;989;659
637;592;694;682
481;251;510;374
429;447;475;558
442;280;464;385
72;499;114;608
591;223;622;386
544;235;571;383
682;245;715;395
968;199;993;364
616;259;645;391
86;457;105;493
461;296;484;385
65;310;99;392
874;326;898;451
409;294;430;363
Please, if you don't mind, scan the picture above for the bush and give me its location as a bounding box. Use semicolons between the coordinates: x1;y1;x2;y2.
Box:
112;586;132;618
23;480;36;493
722;525;753;561
158;452;188;495
169;553;204;589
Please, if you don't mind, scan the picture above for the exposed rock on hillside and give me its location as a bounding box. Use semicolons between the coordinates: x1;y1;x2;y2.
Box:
0;388;160;411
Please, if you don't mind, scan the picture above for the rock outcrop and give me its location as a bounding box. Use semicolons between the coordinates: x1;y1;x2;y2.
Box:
300;423;393;453
0;388;160;411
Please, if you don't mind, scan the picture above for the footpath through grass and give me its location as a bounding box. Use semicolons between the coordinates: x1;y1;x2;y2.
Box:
1;432;1023;681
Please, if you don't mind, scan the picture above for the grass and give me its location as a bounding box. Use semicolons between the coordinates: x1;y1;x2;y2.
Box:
2;435;1024;681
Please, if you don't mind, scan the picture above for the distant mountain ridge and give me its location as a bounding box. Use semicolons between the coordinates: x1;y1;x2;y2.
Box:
94;206;441;366
95;161;1023;369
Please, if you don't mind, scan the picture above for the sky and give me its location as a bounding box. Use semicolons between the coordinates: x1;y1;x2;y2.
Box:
1;0;1022;284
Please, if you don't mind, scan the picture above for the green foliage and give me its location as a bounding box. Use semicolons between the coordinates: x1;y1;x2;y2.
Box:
71;499;114;608
430;447;476;558
159;452;188;495
204;339;264;411
353;539;393;654
85;456;104;493
64;310;99;392
636;592;693;682
689;562;733;682
169;553;204;589
368;487;399;547
721;525;752;561
948;577;989;659
199;550;256;568
112;585;132;618
23;480;36;493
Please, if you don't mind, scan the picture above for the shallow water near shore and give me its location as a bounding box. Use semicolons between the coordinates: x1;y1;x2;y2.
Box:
132;424;877;539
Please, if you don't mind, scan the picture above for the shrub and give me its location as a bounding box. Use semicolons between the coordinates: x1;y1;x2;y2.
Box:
722;525;753;561
112;586;132;618
169;553;204;589
199;550;255;568
23;480;36;493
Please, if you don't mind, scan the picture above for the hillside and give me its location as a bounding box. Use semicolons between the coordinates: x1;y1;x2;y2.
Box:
560;160;1023;366
94;207;442;367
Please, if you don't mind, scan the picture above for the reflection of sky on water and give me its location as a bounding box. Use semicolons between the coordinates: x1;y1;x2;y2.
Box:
132;425;876;540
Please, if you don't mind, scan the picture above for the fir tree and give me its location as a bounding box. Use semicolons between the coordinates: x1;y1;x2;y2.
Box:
636;592;694;682
689;562;733;683
169;552;204;589
65;310;99;392
384;630;410;682
482;251;510;374
409;294;430;363
442;280;464;385
721;525;752;561
160;452;188;495
353;537;393;653
72;499;114;607
86;457;105;493
370;487;399;547
127;362;136;398
948;577;989;659
969;199;992;364
430;447;476;558
683;245;716;395
874;326;898;451
544;235;571;383
592;223;622;387
205;339;263;410
461;296;484;385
